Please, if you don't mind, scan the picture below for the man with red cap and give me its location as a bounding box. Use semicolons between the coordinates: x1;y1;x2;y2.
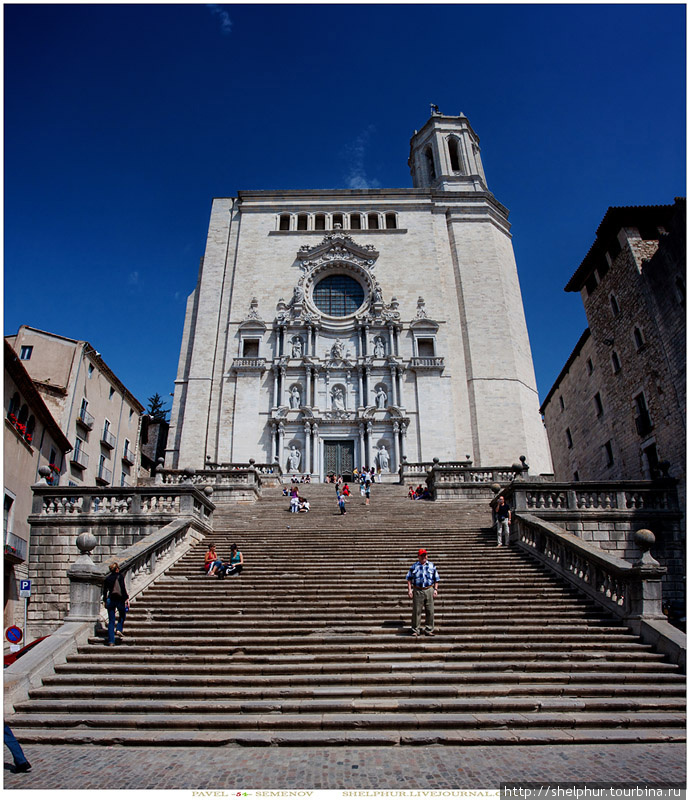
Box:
405;548;440;636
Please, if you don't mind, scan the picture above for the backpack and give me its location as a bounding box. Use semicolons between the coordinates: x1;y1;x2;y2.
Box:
110;574;123;598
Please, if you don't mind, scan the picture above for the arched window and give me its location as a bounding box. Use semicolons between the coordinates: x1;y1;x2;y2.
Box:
17;404;29;426
297;214;308;231
448;137;464;173
367;213;379;230
385;213;397;230
332;213;343;229
425;146;436;181
8;392;20;418
26;415;36;444
350;214;361;230
314;214;326;231
279;214;290;231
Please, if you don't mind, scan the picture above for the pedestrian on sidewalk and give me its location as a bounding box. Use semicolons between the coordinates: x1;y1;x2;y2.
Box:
406;548;440;637
495;496;511;546
103;562;130;646
4;725;31;773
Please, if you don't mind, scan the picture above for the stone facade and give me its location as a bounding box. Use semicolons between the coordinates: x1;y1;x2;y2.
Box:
167;111;552;479
3;340;72;630
541;200;686;504
6;326;145;490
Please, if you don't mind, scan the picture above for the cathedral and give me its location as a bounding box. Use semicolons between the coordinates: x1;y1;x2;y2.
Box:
165;110;552;479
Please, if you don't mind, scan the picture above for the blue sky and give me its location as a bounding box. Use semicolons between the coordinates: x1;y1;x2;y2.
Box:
4;3;686;413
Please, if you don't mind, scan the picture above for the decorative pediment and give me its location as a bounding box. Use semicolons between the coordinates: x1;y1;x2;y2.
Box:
297;231;379;273
238;298;267;331
409;296;439;331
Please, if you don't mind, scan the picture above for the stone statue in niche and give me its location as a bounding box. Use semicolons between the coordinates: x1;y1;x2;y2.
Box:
373;337;385;358
375;386;388;410
289;387;301;409
377;446;390;472
291;337;303;358
331;339;344;359
288;446;301;471
292;285;304;305
331;387;345;410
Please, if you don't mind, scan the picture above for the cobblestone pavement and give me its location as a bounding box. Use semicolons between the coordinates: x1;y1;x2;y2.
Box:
3;744;686;792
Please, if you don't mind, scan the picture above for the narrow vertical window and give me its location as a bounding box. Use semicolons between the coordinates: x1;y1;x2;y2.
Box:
559;396;565;411
593;393;603;416
350;214;361;230
297;214;308;231
586;358;594;375
314;214;325;231
604;440;614;467
279;214;290;231
448;137;460;172
425;146;436;181
611;351;621;373
332;213;343;228
367;213;379;230
633;327;645;350
385;213;397;230
609;294;620;316
565;428;573;448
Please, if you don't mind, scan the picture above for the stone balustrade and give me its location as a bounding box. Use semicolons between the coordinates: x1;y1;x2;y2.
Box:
425;461;524;500
512;512;685;670
26;483;215;636
154;462;283;497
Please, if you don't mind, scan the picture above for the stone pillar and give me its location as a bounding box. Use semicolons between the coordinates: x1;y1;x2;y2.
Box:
387;324;395;357
305;367;312;408
397;368;405;408
401;422;408;460
272;368;279;408
359;423;366;469
278;423;285;469
280;367;287;406
365;367;371;407
390;367;398;407
271;423;278;463
357;368;364;408
325;371;331;410
392;421;400;472
346;371;352;411
65;532;103;623
304;423;311;475
363;325;370;357
366;421;374;469
306;326;312;357
312;424;320;478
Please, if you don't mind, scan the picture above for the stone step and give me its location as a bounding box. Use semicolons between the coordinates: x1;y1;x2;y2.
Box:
8;711;686;732
42;669;687;687
8;727;685;747
28;682;686;700
15;696;686;715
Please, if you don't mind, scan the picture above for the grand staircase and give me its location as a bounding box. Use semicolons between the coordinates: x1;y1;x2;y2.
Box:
8;483;686;745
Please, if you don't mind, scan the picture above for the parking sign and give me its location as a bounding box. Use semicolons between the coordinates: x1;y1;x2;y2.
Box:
19;580;31;598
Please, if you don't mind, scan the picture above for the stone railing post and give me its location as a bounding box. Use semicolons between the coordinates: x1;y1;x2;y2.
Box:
625;529;667;627
65;531;104;623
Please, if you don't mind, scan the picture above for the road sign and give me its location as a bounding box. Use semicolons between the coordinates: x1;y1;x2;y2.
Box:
19;580;31;599
5;625;23;644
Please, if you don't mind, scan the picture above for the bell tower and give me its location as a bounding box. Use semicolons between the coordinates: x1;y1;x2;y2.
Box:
409;106;487;191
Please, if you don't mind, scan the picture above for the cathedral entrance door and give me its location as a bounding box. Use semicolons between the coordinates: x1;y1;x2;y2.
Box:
324;440;355;481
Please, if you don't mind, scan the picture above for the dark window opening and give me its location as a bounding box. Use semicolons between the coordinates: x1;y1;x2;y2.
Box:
448;138;460;172
242;340;260;358
19;345;33;360
565;428;573;449
385;213;397;230
312;275;365;317
332;213;343;228
634;392;653;437
279;215;290;231
610;295;620;316
350;214;361;230
593;393;603;417
586;358;594;375
643;443;660;478
297;214;308;231
425;147;436;181
611;351;621;373
573;471;580;482
604;440;614;467
314;214;325;231
585;273;598;295
417;338;435;358
367;213;379;230
633;327;645;350
559;396;565;411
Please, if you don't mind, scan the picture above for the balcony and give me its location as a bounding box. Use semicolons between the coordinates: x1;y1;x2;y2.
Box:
77;408;95;430
95;463;112;485
231;357;267;373
635;410;653;438
122;446;135;465
409;356;445;371
4;531;28;564
101;428;116;449
70;448;89;470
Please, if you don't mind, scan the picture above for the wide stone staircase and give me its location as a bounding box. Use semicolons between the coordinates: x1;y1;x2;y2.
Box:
8;483;686;745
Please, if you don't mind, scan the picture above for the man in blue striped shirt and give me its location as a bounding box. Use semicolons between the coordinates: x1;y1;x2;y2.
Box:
406;549;440;636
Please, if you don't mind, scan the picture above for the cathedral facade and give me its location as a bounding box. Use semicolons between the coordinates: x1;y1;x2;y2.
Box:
166;111;552;479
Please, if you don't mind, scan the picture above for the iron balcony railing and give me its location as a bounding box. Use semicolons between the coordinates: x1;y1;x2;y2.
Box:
70;448;89;470
122;446;135;465
96;463;112;485
101;428;116;449
77;408;95;430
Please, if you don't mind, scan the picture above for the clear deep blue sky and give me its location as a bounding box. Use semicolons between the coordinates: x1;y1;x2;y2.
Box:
4;3;686;412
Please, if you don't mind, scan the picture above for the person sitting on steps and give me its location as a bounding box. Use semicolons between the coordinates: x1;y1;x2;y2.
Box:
204;543;223;575
218;543;244;578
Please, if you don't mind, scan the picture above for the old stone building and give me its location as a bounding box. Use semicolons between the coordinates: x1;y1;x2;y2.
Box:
6;326;145;489
541;199;685;493
166;111;552;479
